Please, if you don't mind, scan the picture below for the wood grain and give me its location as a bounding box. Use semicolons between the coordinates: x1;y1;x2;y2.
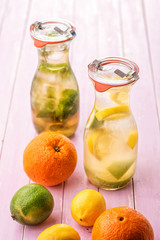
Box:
97;0;135;211
59;0;98;238
120;0;160;238
142;0;160;123
0;0;31;238
0;0;30;151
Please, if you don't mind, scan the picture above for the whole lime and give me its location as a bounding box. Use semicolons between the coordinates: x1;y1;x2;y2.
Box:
10;183;54;225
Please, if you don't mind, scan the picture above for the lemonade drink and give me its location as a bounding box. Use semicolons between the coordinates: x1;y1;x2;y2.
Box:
84;57;139;190
30;20;79;137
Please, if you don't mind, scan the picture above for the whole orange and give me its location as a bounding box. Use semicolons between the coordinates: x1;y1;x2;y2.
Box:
23;131;77;186
92;206;154;240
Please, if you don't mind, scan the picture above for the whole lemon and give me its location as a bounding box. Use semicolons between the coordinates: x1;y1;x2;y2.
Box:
10;183;54;225
71;189;106;226
37;224;81;240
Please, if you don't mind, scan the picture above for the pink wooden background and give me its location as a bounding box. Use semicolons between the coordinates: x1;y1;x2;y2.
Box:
0;0;160;239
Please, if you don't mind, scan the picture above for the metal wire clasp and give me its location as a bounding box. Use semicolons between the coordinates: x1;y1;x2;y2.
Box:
114;69;139;81
33;21;44;30
90;59;103;71
126;70;139;81
54;26;76;37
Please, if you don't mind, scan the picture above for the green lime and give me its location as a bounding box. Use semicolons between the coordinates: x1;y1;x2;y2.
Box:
56;89;79;120
10;183;54;225
87;109;104;129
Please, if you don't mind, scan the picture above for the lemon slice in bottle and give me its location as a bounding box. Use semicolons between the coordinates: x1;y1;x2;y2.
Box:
87;128;112;160
127;130;138;149
87;129;105;154
95;105;130;121
94;131;112;161
110;87;129;105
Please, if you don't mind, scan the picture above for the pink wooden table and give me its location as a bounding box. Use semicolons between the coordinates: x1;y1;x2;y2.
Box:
0;0;160;239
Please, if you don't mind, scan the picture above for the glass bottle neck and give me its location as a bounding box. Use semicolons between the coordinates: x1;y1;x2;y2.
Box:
94;84;132;109
37;41;70;65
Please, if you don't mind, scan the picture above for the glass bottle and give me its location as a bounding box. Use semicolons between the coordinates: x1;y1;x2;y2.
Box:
84;57;139;190
30;19;79;137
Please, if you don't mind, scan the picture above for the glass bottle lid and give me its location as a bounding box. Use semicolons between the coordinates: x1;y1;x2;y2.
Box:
30;19;76;48
88;57;139;92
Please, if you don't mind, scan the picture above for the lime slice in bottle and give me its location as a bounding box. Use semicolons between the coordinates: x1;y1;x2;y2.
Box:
46;86;56;98
127;130;138;149
56;89;79;120
86;109;104;129
36;100;56;118
107;159;134;180
95;105;130;121
94;130;112;160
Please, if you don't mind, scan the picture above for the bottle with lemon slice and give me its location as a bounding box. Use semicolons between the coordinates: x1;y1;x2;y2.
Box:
84;57;139;190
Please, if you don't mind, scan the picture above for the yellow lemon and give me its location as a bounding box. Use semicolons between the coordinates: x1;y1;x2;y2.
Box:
87;129;106;154
71;189;106;226
95;105;130;121
93;129;112;160
87;129;112;160
127;130;138;149
37;224;80;240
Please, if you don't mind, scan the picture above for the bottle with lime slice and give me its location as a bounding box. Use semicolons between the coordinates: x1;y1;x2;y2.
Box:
84;57;139;190
30;19;79;137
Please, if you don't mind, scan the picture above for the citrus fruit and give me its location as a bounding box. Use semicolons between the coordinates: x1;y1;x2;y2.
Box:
87;129;106;155
92;206;154;240
87;128;112;160
87;109;104;129
110;87;129;105
107;159;134;179
95;105;130;121
23;131;77;186
71;189;106;226
85;167;132;190
127;130;138;149
37;224;81;240
10;183;54;225
93;129;112;160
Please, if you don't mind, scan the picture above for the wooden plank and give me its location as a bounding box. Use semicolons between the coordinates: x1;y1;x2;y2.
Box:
0;0;8;157
0;0;31;150
62;0;99;238
0;0;8;34
120;0;160;238
21;0;76;239
0;0;32;239
97;0;135;210
1;0;159;240
142;0;160;121
0;0;78;239
63;1;134;239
